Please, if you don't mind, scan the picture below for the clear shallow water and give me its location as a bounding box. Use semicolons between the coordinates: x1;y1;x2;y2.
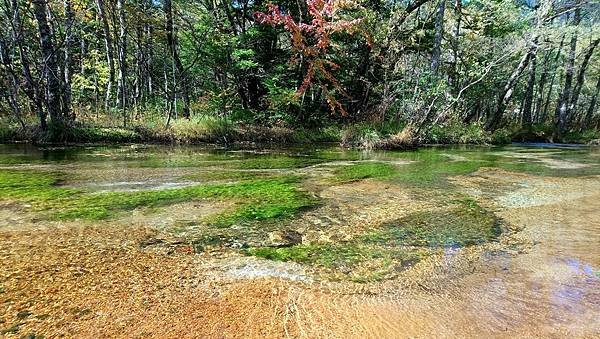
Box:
0;143;599;337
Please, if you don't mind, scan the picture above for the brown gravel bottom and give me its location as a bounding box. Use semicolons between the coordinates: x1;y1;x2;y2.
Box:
0;223;313;338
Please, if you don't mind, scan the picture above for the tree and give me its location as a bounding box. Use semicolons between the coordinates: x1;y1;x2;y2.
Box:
555;5;581;137
164;0;190;118
95;0;115;110
32;0;66;127
256;0;365;115
430;0;445;74
117;0;127;125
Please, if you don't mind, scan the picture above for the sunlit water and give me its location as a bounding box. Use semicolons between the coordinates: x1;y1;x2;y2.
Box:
0;143;599;337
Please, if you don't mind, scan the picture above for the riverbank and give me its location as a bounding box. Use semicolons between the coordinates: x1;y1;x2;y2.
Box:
4;117;596;148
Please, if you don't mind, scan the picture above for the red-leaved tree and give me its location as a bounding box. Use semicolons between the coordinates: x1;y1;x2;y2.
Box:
255;0;365;115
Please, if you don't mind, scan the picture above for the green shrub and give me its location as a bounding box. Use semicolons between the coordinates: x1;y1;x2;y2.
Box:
490;128;513;145
170;115;234;142
340;124;384;149
562;129;600;144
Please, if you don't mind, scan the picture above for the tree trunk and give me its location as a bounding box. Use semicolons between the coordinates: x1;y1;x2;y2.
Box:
10;0;46;130
164;0;190;118
487;41;535;130
145;0;154;96
0;37;25;128
430;0;445;74
449;0;461;93
541;38;565;123
584;77;600;126
63;0;74;119
117;0;127;126
568;38;599;123
555;7;581;137
32;0;64;127
535;37;564;123
95;0;115;110
522;37;538;129
135;20;143;116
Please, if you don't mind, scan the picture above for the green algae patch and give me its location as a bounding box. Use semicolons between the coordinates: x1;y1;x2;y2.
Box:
0;170;77;201
367;199;502;248
330;162;398;183
54;177;317;223
242;197;501;281
383;149;489;187
228;156;324;169
0;170;318;224
183;170;276;182
384;148;600;189
201;179;319;227
245;243;425;282
139;154;325;170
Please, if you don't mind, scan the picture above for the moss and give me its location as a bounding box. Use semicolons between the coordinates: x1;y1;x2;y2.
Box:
0;170;317;225
366;199;501;248
330;162;398;183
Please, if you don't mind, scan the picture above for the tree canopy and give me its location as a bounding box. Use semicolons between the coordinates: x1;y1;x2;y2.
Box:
0;0;599;141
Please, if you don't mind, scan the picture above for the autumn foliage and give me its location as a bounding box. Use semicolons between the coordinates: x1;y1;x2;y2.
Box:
255;0;364;115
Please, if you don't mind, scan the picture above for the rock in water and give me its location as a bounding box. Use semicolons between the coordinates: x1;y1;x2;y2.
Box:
268;230;303;247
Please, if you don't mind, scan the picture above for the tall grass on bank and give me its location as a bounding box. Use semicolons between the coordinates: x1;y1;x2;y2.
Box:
1;113;596;146
0;115;339;144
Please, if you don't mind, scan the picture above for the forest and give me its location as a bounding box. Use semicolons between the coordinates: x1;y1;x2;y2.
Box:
0;0;599;145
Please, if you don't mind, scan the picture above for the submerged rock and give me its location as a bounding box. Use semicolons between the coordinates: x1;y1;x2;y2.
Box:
268;230;303;247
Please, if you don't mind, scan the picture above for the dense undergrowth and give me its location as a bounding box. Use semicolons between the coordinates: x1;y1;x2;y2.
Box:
3;115;597;148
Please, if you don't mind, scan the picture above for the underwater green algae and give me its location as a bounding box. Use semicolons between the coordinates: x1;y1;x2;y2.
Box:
329;162;398;183
183;170;276;182
138;154;325;170
226;156;324;169
364;199;502;248
244;198;499;280
334;148;600;188
0;170;317;225
245;243;424;282
0;171;76;201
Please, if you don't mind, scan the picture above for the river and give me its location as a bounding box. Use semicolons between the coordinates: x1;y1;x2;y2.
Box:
0;143;598;337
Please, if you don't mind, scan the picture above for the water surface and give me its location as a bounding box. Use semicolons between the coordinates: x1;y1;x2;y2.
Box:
0;143;599;337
